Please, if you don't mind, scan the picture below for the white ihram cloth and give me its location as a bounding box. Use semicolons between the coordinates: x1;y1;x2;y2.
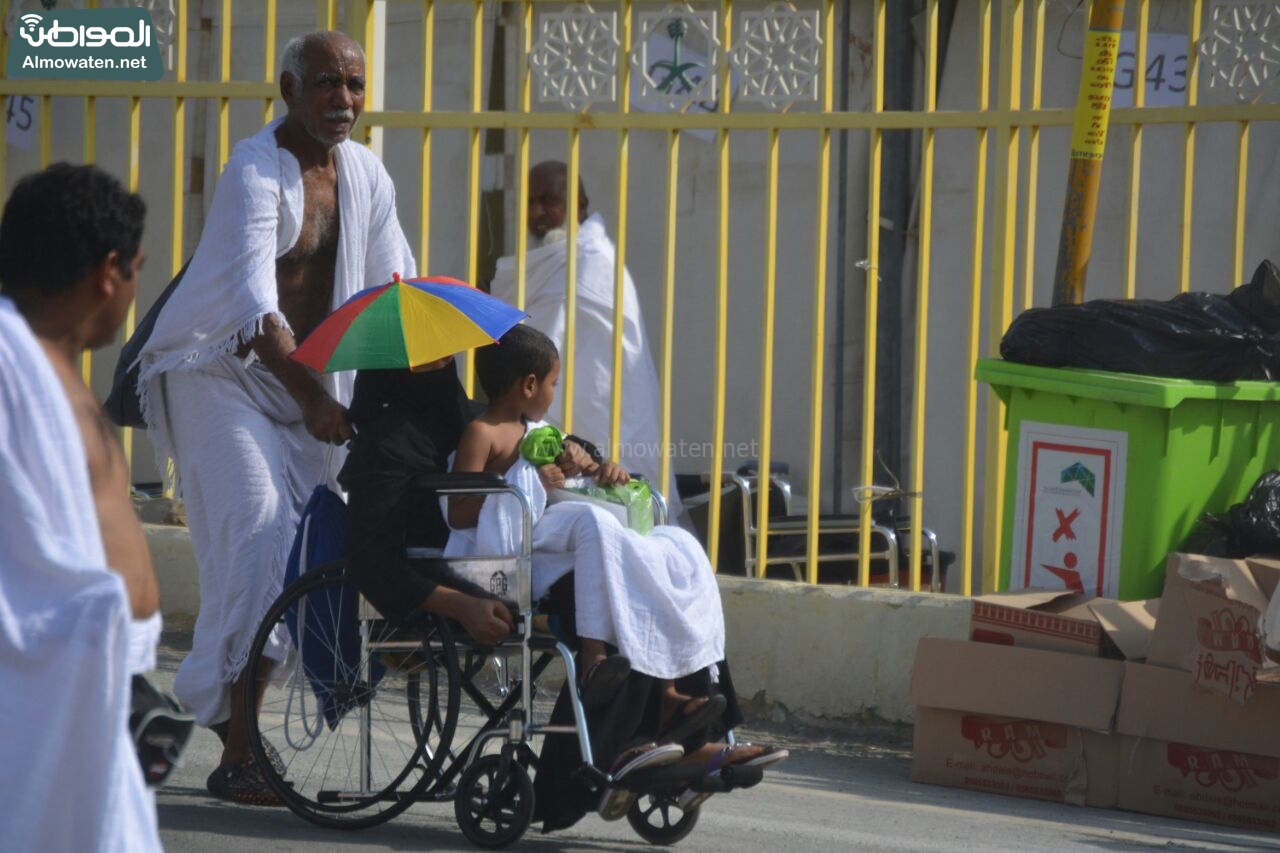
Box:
445;452;723;680
490;214;682;520
137;118;416;726
0;299;161;853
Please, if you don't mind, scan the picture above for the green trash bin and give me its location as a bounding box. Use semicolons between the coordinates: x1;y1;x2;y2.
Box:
976;358;1280;600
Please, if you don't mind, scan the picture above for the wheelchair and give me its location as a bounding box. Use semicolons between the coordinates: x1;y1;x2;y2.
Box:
241;472;758;848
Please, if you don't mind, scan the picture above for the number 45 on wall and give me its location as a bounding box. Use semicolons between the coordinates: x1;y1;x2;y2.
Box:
6;95;37;150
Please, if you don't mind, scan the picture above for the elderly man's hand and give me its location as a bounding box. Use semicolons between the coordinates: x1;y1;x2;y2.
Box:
303;395;352;445
456;596;515;646
537;463;566;491
594;462;631;486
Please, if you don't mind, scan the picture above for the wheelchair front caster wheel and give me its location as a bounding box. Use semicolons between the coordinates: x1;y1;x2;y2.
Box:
454;753;535;848
627;792;700;845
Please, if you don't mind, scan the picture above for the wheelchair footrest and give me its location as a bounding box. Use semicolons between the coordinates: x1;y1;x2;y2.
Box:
692;764;764;793
617;762;705;793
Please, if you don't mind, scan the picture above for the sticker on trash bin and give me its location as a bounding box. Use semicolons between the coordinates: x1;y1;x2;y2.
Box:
1011;422;1126;598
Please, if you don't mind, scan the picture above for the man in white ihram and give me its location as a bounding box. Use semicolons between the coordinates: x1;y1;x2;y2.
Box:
489;161;682;520
135;31;415;804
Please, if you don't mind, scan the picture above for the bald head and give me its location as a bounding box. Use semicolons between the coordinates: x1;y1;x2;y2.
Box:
527;161;588;241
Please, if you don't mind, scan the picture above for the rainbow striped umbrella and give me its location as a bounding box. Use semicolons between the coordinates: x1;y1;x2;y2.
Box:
292;274;527;373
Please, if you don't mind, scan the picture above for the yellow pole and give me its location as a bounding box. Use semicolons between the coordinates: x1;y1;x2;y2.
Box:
754;126;780;577
907;0;939;592
419;0;435;272
960;0;993;597
858;0;886;587
1051;0;1126;305
805;0;835;585
513;0;532;309
610;0;633;460
1123;0;1149;299
463;0;483;395
706;0;733;569
1178;0;1203;294
659;129;680;519
563;131;580;433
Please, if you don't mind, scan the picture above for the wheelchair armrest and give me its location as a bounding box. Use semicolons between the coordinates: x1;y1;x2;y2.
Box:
409;471;507;493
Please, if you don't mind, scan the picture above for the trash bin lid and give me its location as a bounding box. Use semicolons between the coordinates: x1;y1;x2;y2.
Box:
974;358;1280;409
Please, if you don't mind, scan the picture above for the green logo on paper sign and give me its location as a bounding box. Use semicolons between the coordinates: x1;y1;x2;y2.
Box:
649;19;703;95
7;9;162;81
1060;462;1096;496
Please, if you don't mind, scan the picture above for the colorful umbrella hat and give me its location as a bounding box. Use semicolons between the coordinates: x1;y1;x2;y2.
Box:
292;274;528;373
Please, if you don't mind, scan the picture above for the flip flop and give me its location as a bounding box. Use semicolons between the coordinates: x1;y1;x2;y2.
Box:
675;743;788;812
597;742;684;821
657;694;728;745
579;654;631;708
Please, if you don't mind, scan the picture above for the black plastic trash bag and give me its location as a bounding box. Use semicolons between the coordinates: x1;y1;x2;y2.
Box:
1000;260;1280;382
1186;470;1280;558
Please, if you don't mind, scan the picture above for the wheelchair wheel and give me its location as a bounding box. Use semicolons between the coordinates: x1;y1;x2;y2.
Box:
454;752;535;848
627;792;700;845
243;560;460;829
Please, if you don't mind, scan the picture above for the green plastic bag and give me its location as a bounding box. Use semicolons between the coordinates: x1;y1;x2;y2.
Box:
520;424;565;465
555;478;654;534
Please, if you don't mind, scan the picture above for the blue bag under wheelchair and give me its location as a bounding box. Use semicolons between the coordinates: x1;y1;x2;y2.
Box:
283;483;384;729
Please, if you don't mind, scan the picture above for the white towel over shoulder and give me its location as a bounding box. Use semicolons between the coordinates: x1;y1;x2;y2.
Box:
446;453;723;679
136;117;416;459
0;299;160;853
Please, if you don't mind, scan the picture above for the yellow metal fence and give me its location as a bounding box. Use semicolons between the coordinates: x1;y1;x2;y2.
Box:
2;0;1276;596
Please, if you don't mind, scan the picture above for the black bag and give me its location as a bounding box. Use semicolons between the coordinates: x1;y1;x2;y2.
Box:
129;674;196;788
1187;470;1280;558
1000;260;1280;382
104;259;190;428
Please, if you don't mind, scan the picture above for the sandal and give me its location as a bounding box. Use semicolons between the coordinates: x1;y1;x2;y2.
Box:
657;694;727;745
210;722;287;778
206;760;284;807
597;742;684;821
675;743;789;812
578;654;631;708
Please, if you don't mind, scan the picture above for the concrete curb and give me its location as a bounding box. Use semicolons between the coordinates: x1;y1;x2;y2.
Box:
146;524;969;724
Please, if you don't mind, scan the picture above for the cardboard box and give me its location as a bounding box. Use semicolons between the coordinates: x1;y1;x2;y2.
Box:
1115;662;1280;832
909;638;1124;807
1146;553;1278;704
970;590;1103;657
971;590;1158;660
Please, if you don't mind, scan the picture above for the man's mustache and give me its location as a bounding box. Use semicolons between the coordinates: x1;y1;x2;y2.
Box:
325;110;355;122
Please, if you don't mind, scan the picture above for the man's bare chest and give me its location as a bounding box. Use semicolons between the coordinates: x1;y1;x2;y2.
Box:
286;174;340;261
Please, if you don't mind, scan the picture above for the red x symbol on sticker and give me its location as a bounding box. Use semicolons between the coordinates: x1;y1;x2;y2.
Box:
1052;508;1080;542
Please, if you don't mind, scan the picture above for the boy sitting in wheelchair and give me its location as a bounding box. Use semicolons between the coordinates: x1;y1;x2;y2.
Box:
445;325;787;823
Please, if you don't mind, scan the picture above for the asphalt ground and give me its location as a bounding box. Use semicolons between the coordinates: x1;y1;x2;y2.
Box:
151;633;1280;853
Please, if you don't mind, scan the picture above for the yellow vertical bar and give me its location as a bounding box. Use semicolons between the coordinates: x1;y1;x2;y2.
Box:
563;132;581;433
961;0;993;597
858;0;886;587
419;0;435;272
907;0;940;592
81;97;98;384
981;0;1024;595
1020;0;1044;311
463;0;483;396
659;129;680;520
610;0;633;460
1233;121;1248;288
754;128;780;577
1123;0;1149;300
218;0;231;171
805;0;835;585
173;0;189;279
706;0;733;569
1178;0;1202;294
514;0;532;310
39;96;51;166
0;0;7;192
264;0;277;124
318;0;338;31
121;97;142;476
